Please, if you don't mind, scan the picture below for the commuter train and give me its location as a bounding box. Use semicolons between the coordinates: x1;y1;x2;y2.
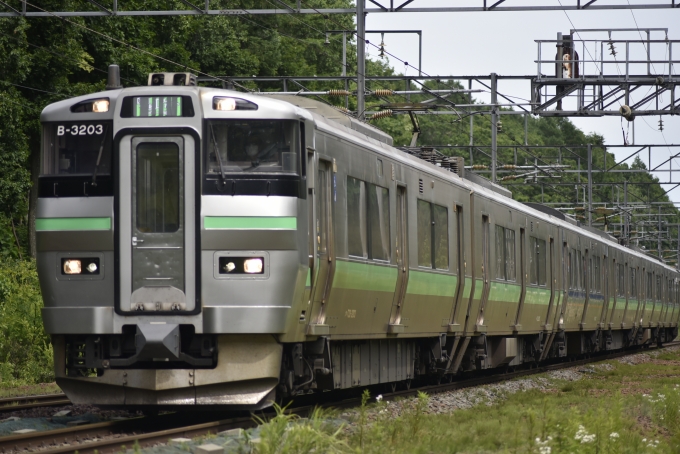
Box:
37;66;679;409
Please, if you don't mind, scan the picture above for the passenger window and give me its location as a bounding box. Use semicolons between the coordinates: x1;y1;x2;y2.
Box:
529;236;546;286
346;176;389;261
630;267;637;298
495;225;516;281
433;204;448;270
417;200;432;267
647;272;653;300
346;177;367;258
417;200;448;270
617;264;625;297
368;183;390;261
656;274;662;302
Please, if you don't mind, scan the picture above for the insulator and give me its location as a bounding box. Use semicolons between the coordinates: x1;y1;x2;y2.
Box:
372;89;395;96
659;117;664;131
326;89;351;96
333;106;351;114
500;175;518;181
608;41;617;57
369;109;393;120
472;164;488;170
619;105;634;122
496;120;503;133
500;164;516;170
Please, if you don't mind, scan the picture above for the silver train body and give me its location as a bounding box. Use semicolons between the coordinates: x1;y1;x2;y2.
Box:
38;75;679;409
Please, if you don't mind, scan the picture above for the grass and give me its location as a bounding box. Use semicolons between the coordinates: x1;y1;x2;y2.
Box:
0;382;61;399
247;347;680;454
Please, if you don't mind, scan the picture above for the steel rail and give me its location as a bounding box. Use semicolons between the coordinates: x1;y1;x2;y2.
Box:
14;341;678;454
0;394;70;413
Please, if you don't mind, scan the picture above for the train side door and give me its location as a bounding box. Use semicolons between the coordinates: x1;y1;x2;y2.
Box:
119;135;196;313
308;159;335;333
389;185;409;329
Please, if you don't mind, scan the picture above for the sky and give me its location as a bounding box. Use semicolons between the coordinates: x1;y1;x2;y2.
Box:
356;0;680;203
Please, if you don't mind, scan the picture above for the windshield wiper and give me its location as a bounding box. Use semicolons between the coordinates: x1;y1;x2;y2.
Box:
210;123;227;184
91;124;109;186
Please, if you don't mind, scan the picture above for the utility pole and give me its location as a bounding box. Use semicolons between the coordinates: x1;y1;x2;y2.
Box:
658;206;663;259
357;0;366;120
588;144;593;227
491;73;498;183
624;180;629;245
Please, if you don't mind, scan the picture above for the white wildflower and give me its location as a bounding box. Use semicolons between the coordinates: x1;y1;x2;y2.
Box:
375;394;383;402
575;425;595;444
610;432;620;439
643;438;647;442
539;447;551;454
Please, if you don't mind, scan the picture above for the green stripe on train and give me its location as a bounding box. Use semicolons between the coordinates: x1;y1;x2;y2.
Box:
35;217;111;231
204;216;297;230
406;270;457;297
333;260;398;292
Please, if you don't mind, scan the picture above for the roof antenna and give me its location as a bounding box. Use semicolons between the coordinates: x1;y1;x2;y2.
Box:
106;64;123;90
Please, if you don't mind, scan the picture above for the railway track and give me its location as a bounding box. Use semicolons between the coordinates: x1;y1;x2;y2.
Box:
2;342;678;454
0;394;70;414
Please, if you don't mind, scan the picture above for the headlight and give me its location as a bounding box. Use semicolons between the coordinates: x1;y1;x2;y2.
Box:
63;260;82;275
212;96;258;111
61;257;100;275
218;256;265;275
244;258;263;274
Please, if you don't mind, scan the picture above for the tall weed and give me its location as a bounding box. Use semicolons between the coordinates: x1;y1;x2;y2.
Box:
0;259;53;384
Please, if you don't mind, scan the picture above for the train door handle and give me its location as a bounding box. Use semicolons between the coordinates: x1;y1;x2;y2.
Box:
132;236;144;246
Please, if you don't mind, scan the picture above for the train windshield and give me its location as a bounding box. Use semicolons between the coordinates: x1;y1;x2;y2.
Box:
205;120;299;175
41;121;113;176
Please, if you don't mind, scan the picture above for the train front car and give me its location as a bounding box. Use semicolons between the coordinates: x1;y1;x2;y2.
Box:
37;73;310;409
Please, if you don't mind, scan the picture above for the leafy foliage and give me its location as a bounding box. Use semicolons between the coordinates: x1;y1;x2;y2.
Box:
0;260;52;384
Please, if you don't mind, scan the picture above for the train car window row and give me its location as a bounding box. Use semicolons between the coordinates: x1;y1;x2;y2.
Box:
417;200;448;270
529;236;547;286
495;225;516;282
346;176;390;261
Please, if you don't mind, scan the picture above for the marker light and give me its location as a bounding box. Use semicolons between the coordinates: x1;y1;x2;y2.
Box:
244;258;263;274
63;260;82;275
70;98;110;113
86;262;98;273
92;99;110;113
224;262;236;273
215;97;236;111
212;97;258;111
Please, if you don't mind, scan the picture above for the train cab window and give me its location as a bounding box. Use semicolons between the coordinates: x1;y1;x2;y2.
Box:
205;120;299;174
417;200;448;270
42;121;113;175
495;225;516;282
346;176;390;261
529;236;546;286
